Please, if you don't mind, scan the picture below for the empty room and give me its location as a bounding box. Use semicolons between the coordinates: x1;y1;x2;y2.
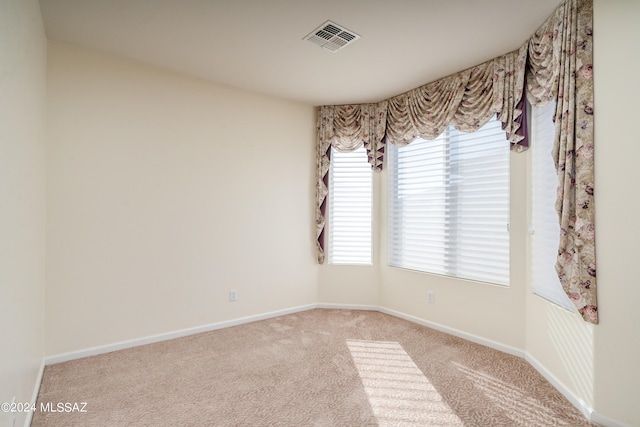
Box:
1;0;639;426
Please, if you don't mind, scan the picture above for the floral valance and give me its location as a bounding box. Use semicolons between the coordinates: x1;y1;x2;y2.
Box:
314;0;597;323
386;46;528;151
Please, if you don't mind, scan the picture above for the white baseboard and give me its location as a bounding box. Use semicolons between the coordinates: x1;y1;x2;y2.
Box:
316;303;378;311
378;306;525;358
24;358;45;427
525;353;593;421
45;304;317;365
43;304;522;365
319;304;524;359
525;353;631;427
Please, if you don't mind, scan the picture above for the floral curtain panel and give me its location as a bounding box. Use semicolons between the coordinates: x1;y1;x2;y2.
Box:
315;103;387;264
314;0;597;323
526;0;597;323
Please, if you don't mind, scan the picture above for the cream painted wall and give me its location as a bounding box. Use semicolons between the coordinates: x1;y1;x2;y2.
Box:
46;42;318;356
591;1;640;424
0;0;47;426
525;297;595;407
317;265;379;306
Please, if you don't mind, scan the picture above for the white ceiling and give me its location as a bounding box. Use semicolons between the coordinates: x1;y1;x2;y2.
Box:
39;0;562;106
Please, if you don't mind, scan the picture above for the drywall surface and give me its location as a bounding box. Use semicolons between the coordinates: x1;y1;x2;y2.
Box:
590;1;640;424
0;0;47;426
46;42;318;355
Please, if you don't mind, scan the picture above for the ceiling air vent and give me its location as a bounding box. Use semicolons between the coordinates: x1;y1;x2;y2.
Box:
304;21;361;52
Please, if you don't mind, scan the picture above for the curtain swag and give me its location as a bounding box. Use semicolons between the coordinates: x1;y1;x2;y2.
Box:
315;102;387;264
526;0;597;323
314;0;597;324
385;46;528;149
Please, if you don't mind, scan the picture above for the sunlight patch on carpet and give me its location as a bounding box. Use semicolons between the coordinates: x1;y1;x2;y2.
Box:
452;361;573;427
347;339;463;426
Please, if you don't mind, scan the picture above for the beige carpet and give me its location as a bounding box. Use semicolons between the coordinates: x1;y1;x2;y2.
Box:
33;309;595;426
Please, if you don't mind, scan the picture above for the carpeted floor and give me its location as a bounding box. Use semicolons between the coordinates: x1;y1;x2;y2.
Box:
33;309;595;426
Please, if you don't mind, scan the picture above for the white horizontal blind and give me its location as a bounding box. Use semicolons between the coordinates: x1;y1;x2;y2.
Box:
531;102;574;310
388;116;510;285
329;146;372;264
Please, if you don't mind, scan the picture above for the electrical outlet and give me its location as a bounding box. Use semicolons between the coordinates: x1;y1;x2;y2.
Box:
427;291;435;304
229;289;238;302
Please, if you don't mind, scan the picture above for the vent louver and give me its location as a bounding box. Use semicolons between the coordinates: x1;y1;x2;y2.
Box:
304;21;360;52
